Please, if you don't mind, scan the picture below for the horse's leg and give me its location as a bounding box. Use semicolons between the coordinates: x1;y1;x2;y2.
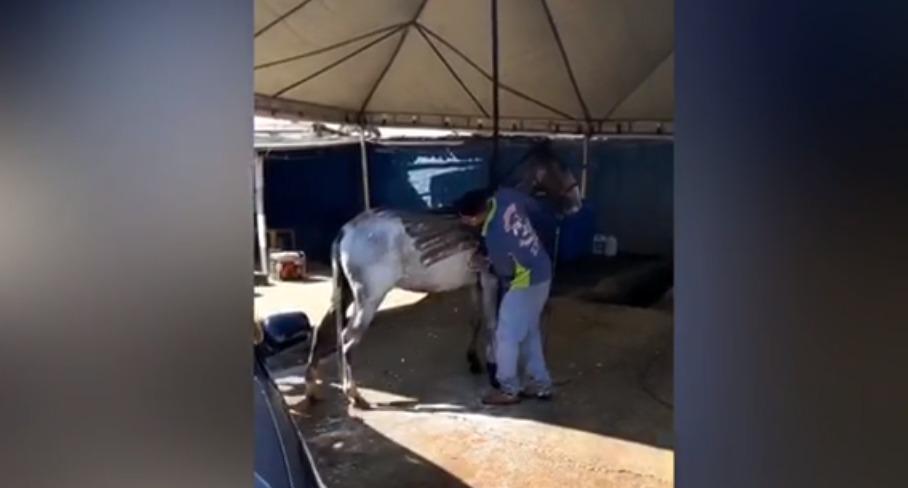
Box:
302;334;323;404
466;280;483;375
340;289;385;410
480;271;501;389
304;237;350;406
540;302;552;358
302;317;339;404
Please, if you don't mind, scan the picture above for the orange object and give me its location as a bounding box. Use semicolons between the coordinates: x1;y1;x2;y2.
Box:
270;251;307;281
278;261;301;280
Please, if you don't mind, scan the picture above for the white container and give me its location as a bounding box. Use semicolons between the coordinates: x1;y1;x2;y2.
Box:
592;234;608;255
604;236;618;257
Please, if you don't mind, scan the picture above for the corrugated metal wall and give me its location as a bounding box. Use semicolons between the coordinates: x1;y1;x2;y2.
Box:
262;137;672;263
589;140;674;257
262;144;363;262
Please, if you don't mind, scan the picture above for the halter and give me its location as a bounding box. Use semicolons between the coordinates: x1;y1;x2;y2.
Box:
498;146;578;203
559;181;580;197
534;170;579;200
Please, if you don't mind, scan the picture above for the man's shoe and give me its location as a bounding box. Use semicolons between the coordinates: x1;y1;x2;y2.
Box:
481;389;521;405
519;387;553;401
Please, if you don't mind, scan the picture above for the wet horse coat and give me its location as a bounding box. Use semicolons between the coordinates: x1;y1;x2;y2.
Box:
305;210;499;409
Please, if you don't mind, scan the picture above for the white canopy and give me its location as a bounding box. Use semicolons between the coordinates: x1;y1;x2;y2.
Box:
254;0;674;135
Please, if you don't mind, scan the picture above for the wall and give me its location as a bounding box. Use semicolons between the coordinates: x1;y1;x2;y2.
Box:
262;136;673;263
588;139;674;257
262;144;363;262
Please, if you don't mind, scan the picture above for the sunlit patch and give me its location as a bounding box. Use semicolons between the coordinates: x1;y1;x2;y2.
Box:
271;365;310;385
355;387;419;406
378;289;427;311
283;394;307;408
273;375;308;386
411;403;465;411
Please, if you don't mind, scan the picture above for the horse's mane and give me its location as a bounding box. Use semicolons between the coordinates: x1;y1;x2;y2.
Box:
525;139;554;158
499;139;555;188
426;206;458;216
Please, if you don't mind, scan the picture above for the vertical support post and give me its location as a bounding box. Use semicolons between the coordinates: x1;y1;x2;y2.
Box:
581;134;590;198
489;0;500;188
542;224;560;362
552;224;561;274
359;128;372;210
254;153;269;275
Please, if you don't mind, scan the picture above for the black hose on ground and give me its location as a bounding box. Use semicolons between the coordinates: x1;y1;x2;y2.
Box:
639;346;673;410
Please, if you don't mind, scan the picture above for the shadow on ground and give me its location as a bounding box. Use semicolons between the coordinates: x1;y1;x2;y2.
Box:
290;411;472;488
266;257;674;487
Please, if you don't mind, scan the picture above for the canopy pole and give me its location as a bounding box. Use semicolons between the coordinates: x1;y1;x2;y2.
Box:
581;134;590;198
254;153;269;275
489;0;500;188
359;127;372;210
553;225;561;272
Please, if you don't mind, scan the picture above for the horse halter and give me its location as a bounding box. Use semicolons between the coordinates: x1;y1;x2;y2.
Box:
559;180;580;197
534;166;579;198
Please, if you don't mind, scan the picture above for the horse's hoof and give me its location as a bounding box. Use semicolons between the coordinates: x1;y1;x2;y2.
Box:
294;396;313;412
303;385;323;404
467;352;482;375
350;395;372;411
485;362;500;388
468;359;483;375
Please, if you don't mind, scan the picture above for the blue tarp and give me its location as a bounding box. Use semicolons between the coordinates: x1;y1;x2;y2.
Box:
263;137;672;263
262;144;363;262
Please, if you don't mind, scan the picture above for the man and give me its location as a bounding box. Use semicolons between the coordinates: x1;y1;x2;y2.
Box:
455;187;554;405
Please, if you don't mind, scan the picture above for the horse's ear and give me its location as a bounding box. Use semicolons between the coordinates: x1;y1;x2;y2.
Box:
525;139;556;164
536;138;553;152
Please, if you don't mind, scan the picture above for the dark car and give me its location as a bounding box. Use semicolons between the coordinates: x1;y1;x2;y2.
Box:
254;312;325;488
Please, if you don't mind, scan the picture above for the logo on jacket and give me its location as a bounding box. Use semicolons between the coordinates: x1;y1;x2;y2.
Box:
502;203;541;256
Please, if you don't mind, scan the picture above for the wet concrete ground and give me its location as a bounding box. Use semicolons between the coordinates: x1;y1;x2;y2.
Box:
256;260;674;487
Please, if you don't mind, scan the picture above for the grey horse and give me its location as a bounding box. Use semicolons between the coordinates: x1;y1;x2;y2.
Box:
303;144;583;409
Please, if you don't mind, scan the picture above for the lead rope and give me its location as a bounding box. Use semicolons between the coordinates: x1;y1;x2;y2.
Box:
540;220;562;381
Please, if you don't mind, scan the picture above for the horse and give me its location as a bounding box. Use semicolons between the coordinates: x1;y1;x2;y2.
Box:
303;143;583;410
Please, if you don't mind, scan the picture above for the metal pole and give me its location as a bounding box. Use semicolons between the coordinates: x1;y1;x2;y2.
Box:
581;134;590;198
553;224;561;274
359;128;372;210
489;0;500;188
543;224;560;362
254;154;269;275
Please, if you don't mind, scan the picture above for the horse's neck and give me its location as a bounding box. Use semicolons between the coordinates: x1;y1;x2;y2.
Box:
498;173;534;193
391;208;459;224
495;183;537;202
425;206;458;217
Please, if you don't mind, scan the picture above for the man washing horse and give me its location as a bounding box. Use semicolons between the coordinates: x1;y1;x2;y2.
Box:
455;180;567;405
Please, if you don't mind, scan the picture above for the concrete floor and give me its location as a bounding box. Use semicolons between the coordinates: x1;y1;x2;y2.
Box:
255;264;674;488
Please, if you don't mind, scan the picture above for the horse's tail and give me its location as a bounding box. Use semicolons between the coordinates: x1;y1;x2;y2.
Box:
312;228;352;361
331;229;352;352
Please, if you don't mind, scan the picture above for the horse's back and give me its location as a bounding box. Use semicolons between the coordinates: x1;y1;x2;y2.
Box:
339;209;479;294
397;211;479;293
337;210;407;294
339;210;405;261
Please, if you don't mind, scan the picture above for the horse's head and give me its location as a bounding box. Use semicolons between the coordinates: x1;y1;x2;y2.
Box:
510;142;583;216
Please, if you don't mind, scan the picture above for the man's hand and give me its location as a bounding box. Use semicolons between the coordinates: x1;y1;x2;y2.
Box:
469;252;490;272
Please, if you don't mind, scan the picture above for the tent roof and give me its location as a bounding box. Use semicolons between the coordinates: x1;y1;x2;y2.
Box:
254;0;674;135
